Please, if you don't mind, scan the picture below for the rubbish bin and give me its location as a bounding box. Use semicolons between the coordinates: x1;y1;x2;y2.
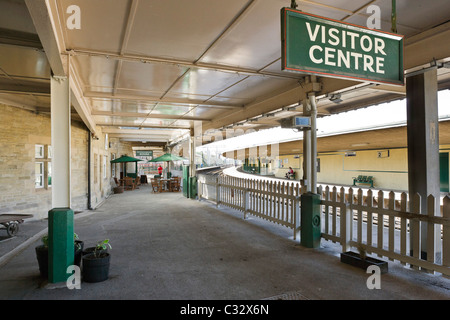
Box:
300;192;321;248
182;165;189;198
189;176;197;199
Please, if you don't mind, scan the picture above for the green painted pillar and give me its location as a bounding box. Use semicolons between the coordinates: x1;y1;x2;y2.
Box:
49;75;73;283
48;208;74;283
189;176;197;199
300;192;321;248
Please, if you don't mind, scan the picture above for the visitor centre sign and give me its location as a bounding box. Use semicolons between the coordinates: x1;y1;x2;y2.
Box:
281;8;404;86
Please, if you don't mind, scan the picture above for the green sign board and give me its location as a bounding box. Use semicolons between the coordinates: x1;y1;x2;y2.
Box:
136;150;153;157
281;8;404;86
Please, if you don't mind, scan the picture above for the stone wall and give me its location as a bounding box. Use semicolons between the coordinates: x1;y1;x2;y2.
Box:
0;103;91;219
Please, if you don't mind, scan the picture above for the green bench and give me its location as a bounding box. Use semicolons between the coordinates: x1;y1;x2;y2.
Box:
352;175;374;188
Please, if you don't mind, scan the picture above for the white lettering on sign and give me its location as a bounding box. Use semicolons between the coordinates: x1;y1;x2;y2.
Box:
304;22;386;74
66;5;81;30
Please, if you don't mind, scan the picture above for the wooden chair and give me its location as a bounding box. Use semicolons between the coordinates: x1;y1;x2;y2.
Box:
151;178;161;193
169;179;176;192
134;176;140;189
124;177;135;190
170;177;181;192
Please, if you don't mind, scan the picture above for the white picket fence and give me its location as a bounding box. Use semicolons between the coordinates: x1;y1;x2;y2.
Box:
198;174;302;239
197;173;450;277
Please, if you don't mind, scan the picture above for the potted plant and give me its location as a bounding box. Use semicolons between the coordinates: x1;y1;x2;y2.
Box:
82;238;110;256
35;235;49;278
35;233;84;278
74;233;84;267
82;239;112;283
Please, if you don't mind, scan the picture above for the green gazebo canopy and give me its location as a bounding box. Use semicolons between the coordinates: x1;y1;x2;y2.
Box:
110;155;143;177
148;153;186;162
110;155;143;163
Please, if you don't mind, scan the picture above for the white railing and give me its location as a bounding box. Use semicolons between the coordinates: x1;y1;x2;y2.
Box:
320;185;450;276
198;174;302;239
197;173;450;277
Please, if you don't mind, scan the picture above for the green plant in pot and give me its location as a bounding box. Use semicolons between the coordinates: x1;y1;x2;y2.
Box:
82;239;112;283
35;235;49;278
82;238;110;256
35;233;84;278
74;233;84;267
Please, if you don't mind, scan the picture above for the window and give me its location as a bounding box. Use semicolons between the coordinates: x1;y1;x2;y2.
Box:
35;162;44;188
35;145;44;158
111;153;116;178
103;156;107;179
105;133;109;150
48;162;52;186
35;144;51;189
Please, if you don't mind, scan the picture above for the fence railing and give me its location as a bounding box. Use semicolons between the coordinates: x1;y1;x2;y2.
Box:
198;174;302;239
197;173;450;277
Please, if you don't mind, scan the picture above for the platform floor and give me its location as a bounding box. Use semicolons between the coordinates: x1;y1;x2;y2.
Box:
0;185;449;301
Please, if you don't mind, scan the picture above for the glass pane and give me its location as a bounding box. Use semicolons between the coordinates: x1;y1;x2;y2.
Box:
35;162;43;187
48;162;52;186
35;145;44;158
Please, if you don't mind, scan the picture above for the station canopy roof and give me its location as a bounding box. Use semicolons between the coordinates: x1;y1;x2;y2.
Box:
1;0;450;149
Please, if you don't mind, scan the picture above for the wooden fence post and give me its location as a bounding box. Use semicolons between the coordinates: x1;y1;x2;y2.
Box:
197;178;202;201
340;187;351;253
443;196;450;278
216;176;220;208
411;193;421;270
294;196;300;240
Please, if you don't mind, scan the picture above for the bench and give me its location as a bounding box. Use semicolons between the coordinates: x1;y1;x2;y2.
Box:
352;175;374;188
286;171;296;180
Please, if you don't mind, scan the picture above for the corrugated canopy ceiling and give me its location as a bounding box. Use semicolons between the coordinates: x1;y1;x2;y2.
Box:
0;0;450;148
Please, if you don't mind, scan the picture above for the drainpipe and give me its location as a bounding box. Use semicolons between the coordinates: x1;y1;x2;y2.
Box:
302;100;311;192
87;131;92;210
290;0;298;9
309;92;318;194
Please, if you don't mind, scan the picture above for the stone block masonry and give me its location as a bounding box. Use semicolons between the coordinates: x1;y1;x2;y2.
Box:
0;104;88;219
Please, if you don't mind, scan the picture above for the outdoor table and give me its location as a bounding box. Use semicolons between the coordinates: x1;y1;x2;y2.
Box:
160;179;172;192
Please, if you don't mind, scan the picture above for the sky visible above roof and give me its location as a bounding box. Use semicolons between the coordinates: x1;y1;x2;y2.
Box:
199;89;450;154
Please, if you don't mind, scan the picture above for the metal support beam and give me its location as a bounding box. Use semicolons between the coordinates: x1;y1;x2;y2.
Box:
406;67;441;263
51;76;71;207
25;0;66;76
391;0;397;33
309;93;318;194
67;49;301;80
91;110;211;122
48;75;73;283
84;92;241;109
189;128;196;178
302;99;311;192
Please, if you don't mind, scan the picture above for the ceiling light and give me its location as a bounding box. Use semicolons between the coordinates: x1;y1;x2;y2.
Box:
329;93;342;104
351;143;369;147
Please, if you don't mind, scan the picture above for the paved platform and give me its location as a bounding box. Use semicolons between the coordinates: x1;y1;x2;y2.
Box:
0;185;449;300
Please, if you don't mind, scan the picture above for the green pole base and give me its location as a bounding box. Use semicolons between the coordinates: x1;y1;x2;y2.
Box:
300;192;321;248
48;208;74;283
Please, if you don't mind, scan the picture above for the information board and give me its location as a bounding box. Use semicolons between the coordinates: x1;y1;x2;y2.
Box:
281;8;404;85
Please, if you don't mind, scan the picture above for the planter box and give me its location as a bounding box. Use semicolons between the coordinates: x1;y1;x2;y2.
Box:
340;251;388;274
82;252;110;283
113;186;124;194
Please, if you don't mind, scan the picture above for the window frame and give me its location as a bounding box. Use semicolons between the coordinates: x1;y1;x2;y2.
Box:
35;144;52;190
